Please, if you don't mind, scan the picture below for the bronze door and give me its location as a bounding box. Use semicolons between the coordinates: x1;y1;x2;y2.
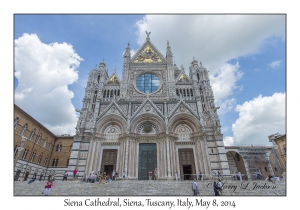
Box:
101;149;117;178
178;148;196;180
138;143;157;180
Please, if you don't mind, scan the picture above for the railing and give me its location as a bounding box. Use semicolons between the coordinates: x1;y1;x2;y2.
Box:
178;173;248;181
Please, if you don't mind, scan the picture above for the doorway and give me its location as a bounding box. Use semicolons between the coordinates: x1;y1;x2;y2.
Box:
178;148;196;180
138;143;157;180
183;165;192;180
104;165;114;179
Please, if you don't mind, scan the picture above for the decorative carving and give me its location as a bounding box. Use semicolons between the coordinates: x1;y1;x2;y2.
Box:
133;45;162;63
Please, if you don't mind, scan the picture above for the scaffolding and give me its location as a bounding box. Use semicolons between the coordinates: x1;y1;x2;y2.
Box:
238;145;278;180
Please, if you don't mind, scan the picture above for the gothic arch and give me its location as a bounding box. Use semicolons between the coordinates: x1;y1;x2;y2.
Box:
96;114;127;134
169;113;202;134
130;113;165;134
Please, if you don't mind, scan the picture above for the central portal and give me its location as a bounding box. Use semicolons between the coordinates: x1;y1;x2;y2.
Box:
138;143;157;180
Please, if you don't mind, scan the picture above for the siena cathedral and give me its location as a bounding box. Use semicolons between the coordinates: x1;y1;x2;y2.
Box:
69;33;230;180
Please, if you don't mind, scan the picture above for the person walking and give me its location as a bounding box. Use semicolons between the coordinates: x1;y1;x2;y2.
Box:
192;179;198;196
44;179;54;196
217;179;223;195
213;181;220;196
112;170;116;181
62;171;68;181
122;171;126;180
73;168;78;180
198;171;202;181
28;173;37;184
154;168;158;180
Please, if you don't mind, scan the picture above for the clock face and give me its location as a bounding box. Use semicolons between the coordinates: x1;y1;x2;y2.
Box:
136;73;160;93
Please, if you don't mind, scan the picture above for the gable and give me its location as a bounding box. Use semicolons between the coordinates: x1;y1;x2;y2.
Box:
106;74;120;85
131;41;167;64
176;72;192;84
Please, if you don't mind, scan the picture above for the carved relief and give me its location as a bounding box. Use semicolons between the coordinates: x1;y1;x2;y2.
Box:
168;104;176;112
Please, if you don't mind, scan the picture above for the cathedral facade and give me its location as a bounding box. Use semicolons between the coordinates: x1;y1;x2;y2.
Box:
69;33;230;180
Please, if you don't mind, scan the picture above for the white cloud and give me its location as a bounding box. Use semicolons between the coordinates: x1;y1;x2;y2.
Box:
223;136;234;146
14;33;83;135
232;92;286;145
210;62;243;105
134;15;285;106
268;60;282;68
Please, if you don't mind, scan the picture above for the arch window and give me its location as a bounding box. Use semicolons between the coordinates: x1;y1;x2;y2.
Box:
14;117;19;130
37;153;43;165
36;134;42;145
44;157;48;166
48;142;53;151
56;143;62;152
43;137;48;148
20;123;28;136
14;145;18;156
282;144;286;154
29;129;35;141
52;157;59;167
22;148;29;160
29;150;36;162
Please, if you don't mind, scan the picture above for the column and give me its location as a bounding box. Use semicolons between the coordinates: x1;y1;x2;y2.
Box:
266;152;275;176
124;138;129;177
243;159;252;180
166;137;171;178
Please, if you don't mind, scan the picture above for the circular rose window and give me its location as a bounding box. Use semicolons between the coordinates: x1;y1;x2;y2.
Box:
136;73;160;93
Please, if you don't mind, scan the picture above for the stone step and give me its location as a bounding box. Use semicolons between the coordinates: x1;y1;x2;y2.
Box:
14;180;286;196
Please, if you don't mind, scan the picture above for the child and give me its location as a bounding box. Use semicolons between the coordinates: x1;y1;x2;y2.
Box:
44;180;53;196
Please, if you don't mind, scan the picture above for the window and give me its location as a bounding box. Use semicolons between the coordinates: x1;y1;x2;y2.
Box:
20;123;28;136
56;143;62;152
136;73;160;93
29;129;35;141
211;149;213;153
22;149;29;160
36;134;42;144
43;137;48;148
37;153;43;164
275;167;278;172
29;150;36;162
52;158;59;167
282;144;286;154
265;167;268;172
48;142;53;151
14;117;19;130
44;157;48;166
14;145;18;156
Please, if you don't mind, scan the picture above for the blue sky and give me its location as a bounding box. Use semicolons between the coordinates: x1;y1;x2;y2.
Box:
14;14;286;146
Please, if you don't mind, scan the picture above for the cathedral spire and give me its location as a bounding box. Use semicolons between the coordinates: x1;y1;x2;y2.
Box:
166;40;173;57
123;41;131;63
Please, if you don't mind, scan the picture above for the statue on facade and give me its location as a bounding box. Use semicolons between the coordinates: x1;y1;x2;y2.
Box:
145;31;151;38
